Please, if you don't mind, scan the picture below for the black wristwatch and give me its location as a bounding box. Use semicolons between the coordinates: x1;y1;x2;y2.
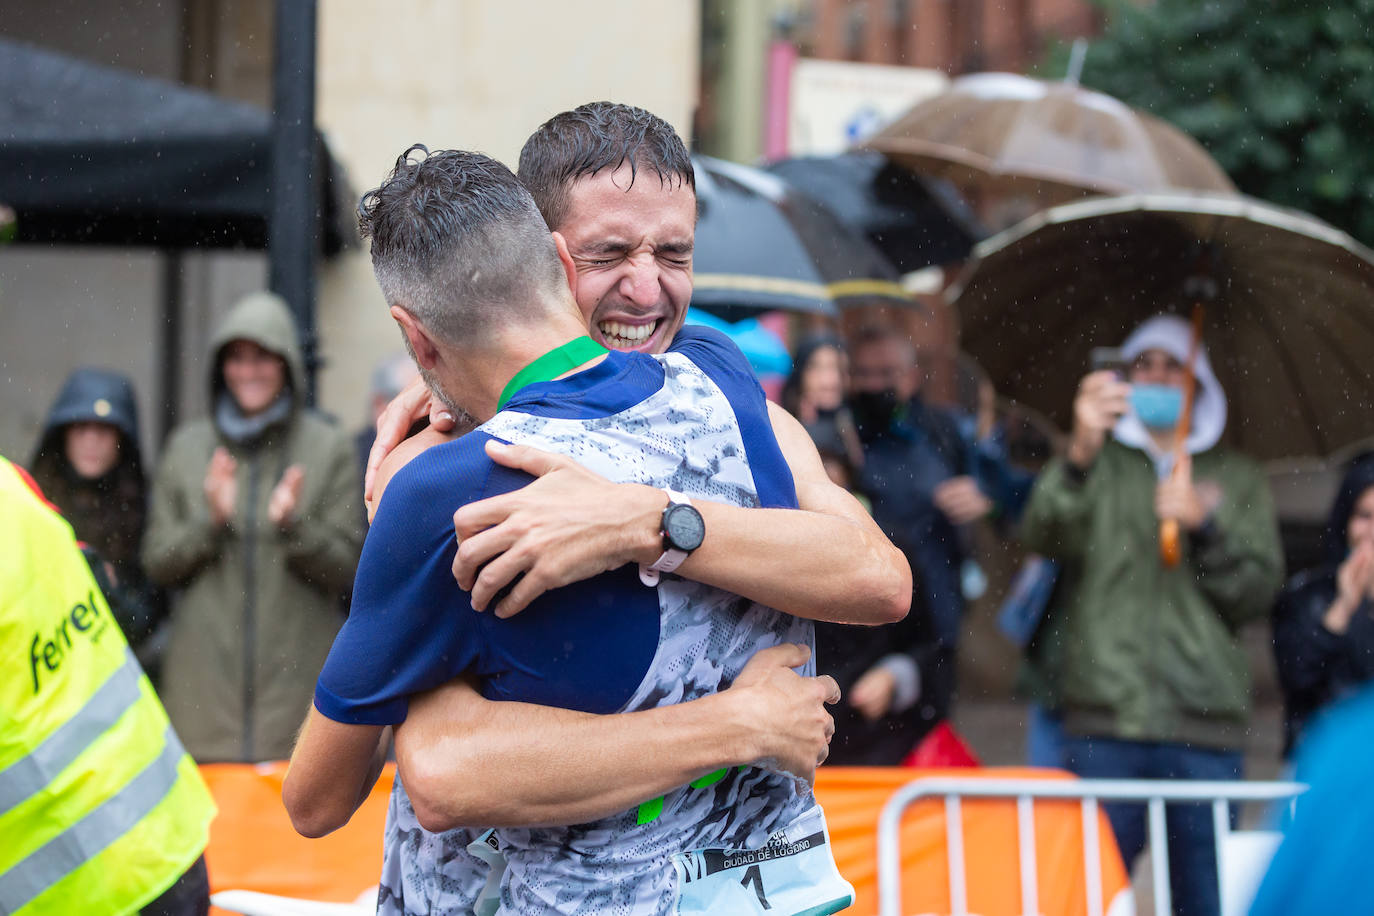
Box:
639;489;705;586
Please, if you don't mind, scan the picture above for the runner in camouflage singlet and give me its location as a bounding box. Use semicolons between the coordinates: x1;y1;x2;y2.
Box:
322;329;839;915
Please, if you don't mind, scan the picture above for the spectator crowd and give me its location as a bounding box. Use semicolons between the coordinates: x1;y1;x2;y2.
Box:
15;215;1373;916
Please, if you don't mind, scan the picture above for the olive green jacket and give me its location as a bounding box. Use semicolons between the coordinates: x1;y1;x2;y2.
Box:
143;293;363;762
1020;440;1283;750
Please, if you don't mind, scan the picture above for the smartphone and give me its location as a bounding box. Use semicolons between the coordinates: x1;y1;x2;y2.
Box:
1090;347;1128;377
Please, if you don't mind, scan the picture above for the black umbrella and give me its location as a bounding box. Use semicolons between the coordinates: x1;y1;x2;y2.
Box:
764;151;985;273
691;155;915;320
0;37;354;253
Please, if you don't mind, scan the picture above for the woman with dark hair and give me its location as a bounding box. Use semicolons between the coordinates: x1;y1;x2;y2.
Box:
29;368;164;649
1273;456;1374;756
781;335;864;473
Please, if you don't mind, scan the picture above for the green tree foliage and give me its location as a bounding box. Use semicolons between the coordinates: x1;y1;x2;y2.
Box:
1046;0;1374;245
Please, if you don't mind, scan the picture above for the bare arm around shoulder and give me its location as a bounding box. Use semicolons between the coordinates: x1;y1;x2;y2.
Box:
346;427;840;835
364;379;909;623
393;643;837;833
283;710;390;838
452;402;910;624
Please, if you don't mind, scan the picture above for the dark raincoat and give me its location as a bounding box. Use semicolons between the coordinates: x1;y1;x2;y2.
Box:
29;368;164;646
1272;457;1374;756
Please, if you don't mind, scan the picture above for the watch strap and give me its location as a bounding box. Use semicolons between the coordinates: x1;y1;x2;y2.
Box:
639;489;692;587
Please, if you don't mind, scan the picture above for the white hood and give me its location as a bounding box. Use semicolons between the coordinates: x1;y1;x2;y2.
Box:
1113;314;1228;472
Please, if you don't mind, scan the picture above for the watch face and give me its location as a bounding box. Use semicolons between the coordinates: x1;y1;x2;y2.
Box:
664;503;706;552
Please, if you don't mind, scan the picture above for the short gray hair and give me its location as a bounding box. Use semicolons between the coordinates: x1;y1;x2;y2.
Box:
358;145;565;345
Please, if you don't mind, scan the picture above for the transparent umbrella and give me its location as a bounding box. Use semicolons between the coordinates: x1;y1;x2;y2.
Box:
863;71;1235;207
948;192;1374;462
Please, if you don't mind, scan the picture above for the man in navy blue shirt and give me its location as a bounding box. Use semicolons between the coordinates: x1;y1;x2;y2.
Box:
359;105;910;830
305;104;912;914
285;148;858;915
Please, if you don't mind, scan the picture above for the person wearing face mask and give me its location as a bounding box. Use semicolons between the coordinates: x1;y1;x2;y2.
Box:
847;325;1018;732
1020;314;1283;916
29;369;165;657
1272;455;1374;757
143;291;364;762
783;336;940;763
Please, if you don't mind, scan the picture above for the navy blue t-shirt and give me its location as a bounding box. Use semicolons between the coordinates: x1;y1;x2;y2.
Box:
314;326;795;726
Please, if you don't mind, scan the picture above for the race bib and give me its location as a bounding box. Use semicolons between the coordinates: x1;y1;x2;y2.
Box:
466;828;506;916
671;806;854;916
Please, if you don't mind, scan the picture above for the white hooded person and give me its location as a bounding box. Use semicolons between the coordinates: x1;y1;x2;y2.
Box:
1018;313;1284;916
1113;314;1227;481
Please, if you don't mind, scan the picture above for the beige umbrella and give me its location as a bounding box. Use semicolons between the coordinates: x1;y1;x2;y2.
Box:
863;72;1235;206
947;192;1374;463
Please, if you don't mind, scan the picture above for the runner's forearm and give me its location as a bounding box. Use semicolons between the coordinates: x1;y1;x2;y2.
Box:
673;494;909;624
665;403;909;625
393;683;759;831
283;710;388;838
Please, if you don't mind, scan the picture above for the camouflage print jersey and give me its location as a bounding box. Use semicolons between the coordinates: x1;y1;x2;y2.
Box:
369;329;817;915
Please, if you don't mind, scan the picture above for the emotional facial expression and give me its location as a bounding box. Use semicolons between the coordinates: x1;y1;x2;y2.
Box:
64;422;120;479
556;164;696;355
222;339;288;416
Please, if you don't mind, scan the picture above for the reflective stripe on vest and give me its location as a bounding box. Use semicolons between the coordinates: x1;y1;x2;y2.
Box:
0;649;144;817
0;457;215;916
0;724;188;911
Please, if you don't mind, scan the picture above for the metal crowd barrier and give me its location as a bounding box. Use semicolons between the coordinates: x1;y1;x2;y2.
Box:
876;777;1307;916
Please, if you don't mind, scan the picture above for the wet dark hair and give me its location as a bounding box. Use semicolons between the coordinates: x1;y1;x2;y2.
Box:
517;102;695;231
1326;453;1374;563
781;335;845;418
358;144;564;343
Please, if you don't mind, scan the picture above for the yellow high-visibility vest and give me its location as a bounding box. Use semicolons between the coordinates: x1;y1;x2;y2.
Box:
0;457;216;915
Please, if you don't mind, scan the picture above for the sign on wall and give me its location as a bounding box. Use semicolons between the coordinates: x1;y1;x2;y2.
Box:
786;58;947;157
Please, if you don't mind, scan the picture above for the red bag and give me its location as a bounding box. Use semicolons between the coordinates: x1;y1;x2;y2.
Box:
901;721;981;768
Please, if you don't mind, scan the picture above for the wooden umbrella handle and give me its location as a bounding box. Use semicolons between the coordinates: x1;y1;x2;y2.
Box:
1160;517;1182;567
1160;305;1206;568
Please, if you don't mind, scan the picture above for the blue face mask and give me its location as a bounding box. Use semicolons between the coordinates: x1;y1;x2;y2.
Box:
1131;384;1184;430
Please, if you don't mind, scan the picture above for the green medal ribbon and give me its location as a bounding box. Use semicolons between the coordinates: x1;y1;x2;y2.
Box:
497;335;609;410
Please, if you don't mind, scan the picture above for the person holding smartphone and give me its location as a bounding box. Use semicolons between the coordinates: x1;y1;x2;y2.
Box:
1018;315;1283;916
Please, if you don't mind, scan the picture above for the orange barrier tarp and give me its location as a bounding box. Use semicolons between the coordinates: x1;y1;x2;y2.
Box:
816;767;1131;916
200;761;396;912
202;764;1129;915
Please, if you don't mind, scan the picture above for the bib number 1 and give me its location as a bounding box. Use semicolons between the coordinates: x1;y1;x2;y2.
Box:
671;806;854;916
740;864;771;909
